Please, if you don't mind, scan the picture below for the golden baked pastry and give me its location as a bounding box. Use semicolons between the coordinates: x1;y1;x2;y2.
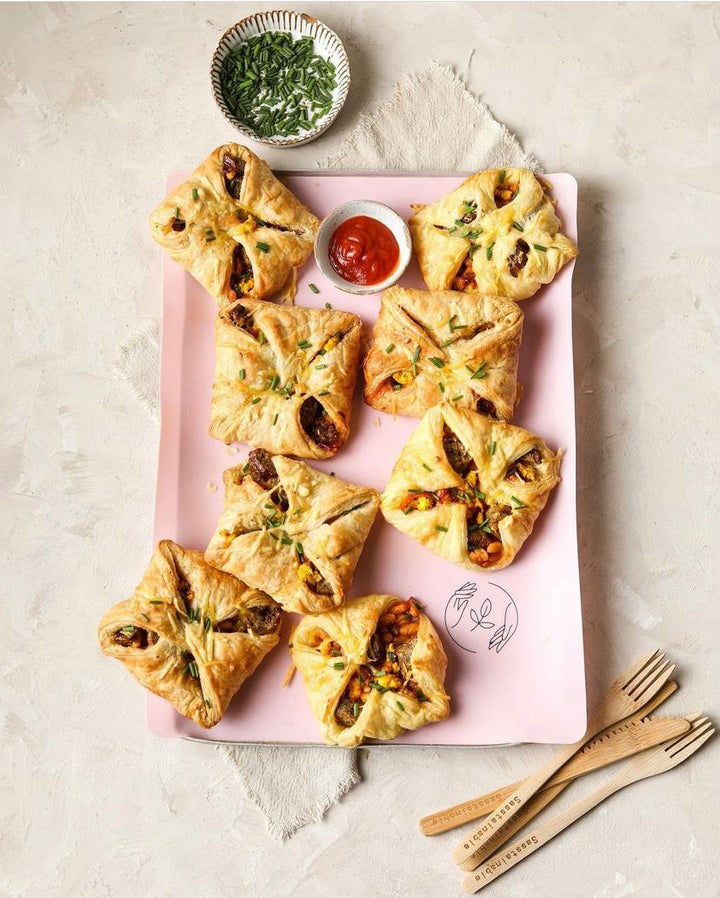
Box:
210;298;362;458
363;285;523;421
97;540;281;728
409;168;577;301
381;405;562;572
149;143;319;304
206;452;380;614
292;594;450;746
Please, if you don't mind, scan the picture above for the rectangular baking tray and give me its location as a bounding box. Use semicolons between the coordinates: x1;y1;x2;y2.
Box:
149;171;585;745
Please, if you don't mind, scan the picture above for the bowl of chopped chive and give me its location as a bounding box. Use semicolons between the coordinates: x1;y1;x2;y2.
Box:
211;10;350;147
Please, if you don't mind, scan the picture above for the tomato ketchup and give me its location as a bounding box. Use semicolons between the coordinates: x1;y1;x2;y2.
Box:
328;215;400;286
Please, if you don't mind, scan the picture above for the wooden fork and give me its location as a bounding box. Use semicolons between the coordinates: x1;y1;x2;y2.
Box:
453;649;677;870
422;680;681;836
461;713;714;893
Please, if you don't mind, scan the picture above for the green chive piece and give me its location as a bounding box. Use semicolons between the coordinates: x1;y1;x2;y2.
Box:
324;302;332;309
256;241;270;253
533;243;547;252
269;374;280;391
192;188;199;201
258;331;266;344
295;541;304;557
297;339;311;349
238;368;245;380
251;397;261;405
499;169;506;184
412;346;421;363
470;363;488;380
422;462;432;472
451;394;463;402
490;440;497;455
428;357;445;368
140;613;150;622
511;495;526;508
333;662;345;670
512;221;524;232
438;382;445;393
396;700;404;711
352;702;360;718
318;389;330;396
315;363;327;370
385;343;395;353
308;283;320;294
435;525;448;533
273;413;278;426
242;462;249;473
486;242;495;261
149;600;163;605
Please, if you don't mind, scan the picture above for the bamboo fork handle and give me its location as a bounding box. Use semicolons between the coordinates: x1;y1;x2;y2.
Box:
460;775;625;893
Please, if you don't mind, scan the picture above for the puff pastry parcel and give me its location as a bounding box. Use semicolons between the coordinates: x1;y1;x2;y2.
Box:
206;452;380;614
409;168;577;301
149;143;319;304
364;285;523;421
210;298;362;458
292;594;450;746
381;405;562;572
97;540;281;728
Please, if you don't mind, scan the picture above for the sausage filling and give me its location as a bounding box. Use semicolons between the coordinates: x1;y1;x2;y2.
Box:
299;396;341;451
228;245;254;298
247;448;289;512
508;239;530;278
475;397;498;418
113;626;159;649
222;153;245;200
506;447;542;483
451;254;477;292
333;599;428;728
216;603;282;636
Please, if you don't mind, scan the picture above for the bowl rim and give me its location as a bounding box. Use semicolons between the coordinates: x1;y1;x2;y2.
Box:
314;200;413;295
210;10;351;148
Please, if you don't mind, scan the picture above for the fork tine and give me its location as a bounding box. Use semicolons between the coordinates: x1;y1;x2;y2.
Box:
626;652;667;694
621;649;663;689
668;722;714;760
629;660;676;706
663;715;708;750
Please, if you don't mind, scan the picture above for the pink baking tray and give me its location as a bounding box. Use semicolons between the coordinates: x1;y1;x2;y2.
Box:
149;171;585;745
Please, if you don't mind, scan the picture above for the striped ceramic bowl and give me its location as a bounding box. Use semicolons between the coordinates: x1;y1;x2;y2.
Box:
211;10;351;148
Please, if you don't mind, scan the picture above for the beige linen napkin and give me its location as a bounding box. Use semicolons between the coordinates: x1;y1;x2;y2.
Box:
115;60;537;839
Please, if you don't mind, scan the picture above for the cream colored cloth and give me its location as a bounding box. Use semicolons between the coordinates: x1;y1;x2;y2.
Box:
114;60;537;839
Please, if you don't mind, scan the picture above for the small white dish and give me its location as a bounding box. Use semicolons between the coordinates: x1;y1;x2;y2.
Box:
314;200;412;295
211;10;350;148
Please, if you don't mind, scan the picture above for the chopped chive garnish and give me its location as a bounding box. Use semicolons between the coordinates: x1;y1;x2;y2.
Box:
435;525;448;533
511;495;526;508
352;702;360;718
486;241;495;261
512;221;524;232
533;243;547;252
297;339;311;349
385;343;395;353
238;368;245;380
149;600;163;605
428;357;445;368
273;413;278;426
192;187;199;201
204;616;212;633
422;462;432;472
242;462;249;472
470;362;488;380
258;331;266;344
251;396;261;404
256;241;270;253
315;363;327;370
269;374;280;391
499;169;506;184
318;389;330;396
333;662;345;670
396;700;405;711
449;315;467;332
451;394;463;402
438;382;445;393
308;283;320;294
174;206;180;219
412;346;421;362
295;541;304;557
324;301;332;309
205;699;212;708
416;689;428;702
140;613;150;622
490;440;497;455
441;339;453;348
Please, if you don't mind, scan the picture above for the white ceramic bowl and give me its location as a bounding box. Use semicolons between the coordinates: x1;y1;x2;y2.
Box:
314;201;413;295
211;10;351;148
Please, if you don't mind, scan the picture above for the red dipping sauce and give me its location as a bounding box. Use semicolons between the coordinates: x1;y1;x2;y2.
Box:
328;215;400;286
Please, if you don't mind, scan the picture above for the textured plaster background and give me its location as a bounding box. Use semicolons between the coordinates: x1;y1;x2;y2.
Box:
1;3;719;897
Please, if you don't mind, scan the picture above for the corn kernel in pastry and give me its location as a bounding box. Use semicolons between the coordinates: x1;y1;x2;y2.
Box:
409;168;577;301
97;540;281;728
292;595;450;746
206;452;380;614
381;405;562;572
149;143;319;305
364;285;523;420
210;299;362;459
